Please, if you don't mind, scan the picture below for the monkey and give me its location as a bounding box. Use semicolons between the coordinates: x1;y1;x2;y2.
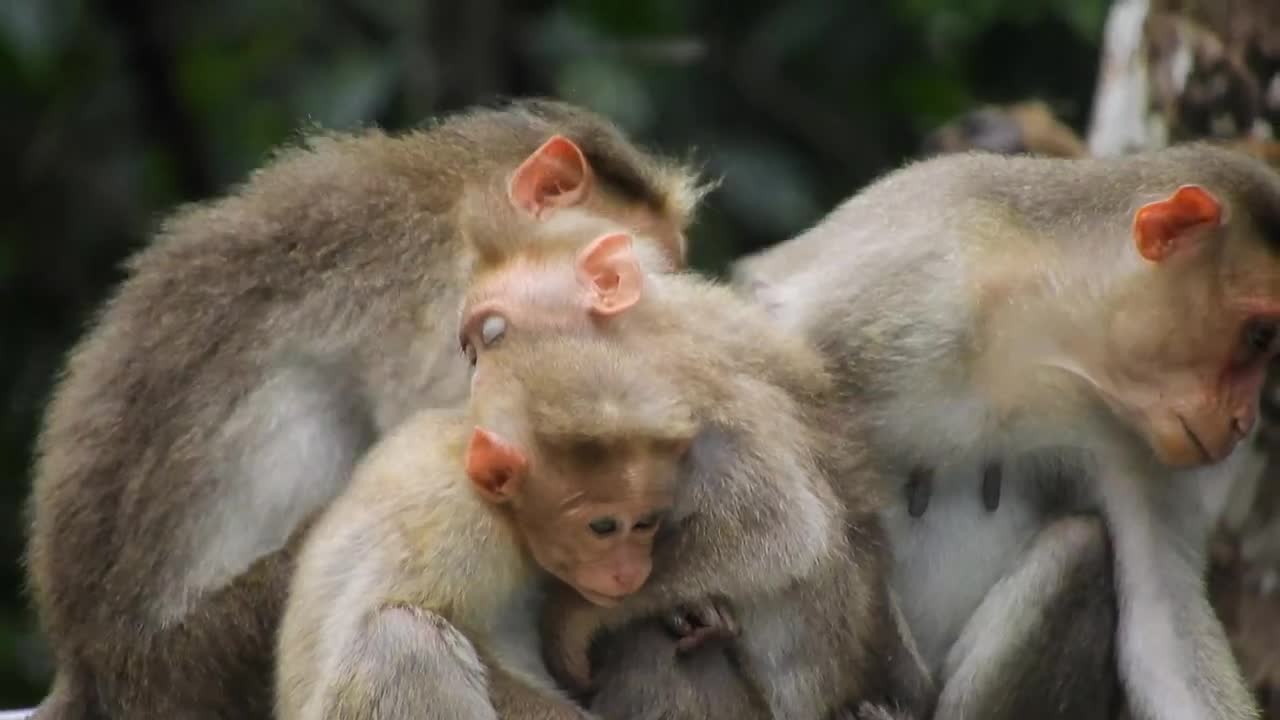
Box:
276;323;700;720
733;143;1280;719
25;98;704;720
450;216;933;719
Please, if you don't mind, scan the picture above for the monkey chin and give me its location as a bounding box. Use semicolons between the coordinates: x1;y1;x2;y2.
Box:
574;587;626;608
1149;414;1235;468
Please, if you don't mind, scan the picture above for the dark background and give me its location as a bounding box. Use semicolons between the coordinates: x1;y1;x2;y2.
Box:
0;0;1107;705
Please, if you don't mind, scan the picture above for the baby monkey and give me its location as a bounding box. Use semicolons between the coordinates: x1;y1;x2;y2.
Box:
277;324;697;719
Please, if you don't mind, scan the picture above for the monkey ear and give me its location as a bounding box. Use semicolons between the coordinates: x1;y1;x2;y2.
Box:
1132;184;1223;263
575;232;644;317
465;427;528;502
509;135;592;218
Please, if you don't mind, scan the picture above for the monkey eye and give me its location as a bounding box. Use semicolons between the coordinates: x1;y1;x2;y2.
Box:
633;511;665;531
480;315;507;347
1243;318;1280;358
588;517;619;537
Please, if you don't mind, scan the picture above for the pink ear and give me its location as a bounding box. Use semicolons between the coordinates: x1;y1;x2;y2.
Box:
465;427;528;502
1132;184;1223;262
575;233;644;317
508;135;592;218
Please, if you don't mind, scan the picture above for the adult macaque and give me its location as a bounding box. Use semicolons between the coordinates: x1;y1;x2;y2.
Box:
456;217;931;719
735;144;1280;719
26;99;702;720
277;324;697;720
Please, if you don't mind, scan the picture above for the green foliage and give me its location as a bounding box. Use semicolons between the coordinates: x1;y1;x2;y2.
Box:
0;0;1105;706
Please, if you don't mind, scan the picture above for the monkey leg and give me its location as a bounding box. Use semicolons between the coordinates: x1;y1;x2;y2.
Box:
588;618;772;720
323;603;591;720
933;514;1118;720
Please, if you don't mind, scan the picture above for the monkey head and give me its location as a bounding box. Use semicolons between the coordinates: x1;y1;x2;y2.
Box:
458;227;660;366
460;328;696;607
459;132;693;271
1091;178;1280;467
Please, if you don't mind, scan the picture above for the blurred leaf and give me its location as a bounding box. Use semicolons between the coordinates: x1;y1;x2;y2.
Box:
710;139;822;241
564;0;688;35
295;51;399;130
554;59;656;136
0;0;79;77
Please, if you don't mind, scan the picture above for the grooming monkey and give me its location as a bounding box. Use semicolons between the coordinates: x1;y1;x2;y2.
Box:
277;321;698;720
26;99;702;720
451;212;932;718
735;144;1280;719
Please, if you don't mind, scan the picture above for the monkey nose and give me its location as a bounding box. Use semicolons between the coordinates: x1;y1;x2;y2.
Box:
613;569;647;595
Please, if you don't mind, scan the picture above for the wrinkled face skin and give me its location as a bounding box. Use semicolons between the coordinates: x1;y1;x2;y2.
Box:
1101;227;1280;468
514;438;685;607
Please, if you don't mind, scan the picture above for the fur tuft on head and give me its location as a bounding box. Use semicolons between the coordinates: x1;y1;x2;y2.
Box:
473;334;699;447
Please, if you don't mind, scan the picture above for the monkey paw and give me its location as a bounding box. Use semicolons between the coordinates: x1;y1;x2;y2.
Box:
663;597;739;654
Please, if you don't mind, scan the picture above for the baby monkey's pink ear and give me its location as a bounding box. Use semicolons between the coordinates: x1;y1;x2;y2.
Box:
465;427;528;503
575;232;644;317
508;135;592;218
1133;184;1223;262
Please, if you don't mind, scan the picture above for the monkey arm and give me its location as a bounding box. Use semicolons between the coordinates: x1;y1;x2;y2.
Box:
633;425;843;615
541;587;602;693
1099;469;1260;720
486;662;597;720
934;515;1118;720
308;602;501;720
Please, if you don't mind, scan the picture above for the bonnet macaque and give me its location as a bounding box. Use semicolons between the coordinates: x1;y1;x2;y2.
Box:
735;144;1280;719
27;99;702;720
277;324;697;720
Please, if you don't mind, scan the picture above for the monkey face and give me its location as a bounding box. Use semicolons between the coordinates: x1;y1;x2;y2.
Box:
1098;187;1280;467
517;444;681;607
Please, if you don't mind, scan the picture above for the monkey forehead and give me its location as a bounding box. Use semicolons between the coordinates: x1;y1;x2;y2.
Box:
462;258;579;324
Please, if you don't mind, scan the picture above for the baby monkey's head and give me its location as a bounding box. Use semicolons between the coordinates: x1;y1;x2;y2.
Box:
462;331;697;607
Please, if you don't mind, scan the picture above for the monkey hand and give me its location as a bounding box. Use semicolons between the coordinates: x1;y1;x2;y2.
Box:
662;597;739;654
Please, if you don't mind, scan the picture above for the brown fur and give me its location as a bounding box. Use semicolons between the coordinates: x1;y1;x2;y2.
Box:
26;98;699;720
468;231;935;718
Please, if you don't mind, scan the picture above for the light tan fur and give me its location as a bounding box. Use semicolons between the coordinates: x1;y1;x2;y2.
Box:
279;331;697;720
735;143;1280;720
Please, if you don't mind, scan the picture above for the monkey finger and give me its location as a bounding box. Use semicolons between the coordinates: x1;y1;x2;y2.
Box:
673;624;735;654
663;611;695;638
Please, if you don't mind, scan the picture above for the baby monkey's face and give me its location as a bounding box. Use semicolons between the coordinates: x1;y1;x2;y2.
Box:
517;436;688;607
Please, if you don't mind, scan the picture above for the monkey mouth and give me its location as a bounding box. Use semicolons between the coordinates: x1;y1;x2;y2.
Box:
1177;415;1213;463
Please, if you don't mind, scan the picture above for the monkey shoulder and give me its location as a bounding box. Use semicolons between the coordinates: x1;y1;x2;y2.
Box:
320;409;532;624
